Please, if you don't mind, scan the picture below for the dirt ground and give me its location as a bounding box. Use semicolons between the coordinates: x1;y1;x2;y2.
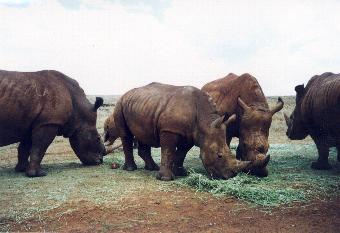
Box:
7;190;340;233
1;96;339;232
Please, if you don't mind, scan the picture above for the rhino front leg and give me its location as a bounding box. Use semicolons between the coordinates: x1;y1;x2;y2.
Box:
15;137;32;172
138;142;159;171
121;136;137;171
157;132;178;181
173;145;191;177
311;137;331;170
26;125;58;177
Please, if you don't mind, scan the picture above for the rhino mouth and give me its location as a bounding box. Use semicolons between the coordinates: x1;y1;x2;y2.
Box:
202;159;252;180
242;154;270;177
205;166;237;180
82;157;103;166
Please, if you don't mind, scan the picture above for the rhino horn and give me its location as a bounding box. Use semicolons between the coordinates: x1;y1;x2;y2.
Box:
250;154;270;169
231;160;252;173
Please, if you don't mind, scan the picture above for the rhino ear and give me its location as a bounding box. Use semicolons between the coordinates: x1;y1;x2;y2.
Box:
211;116;225;128
211;114;236;129
270;97;284;115
294;84;305;94
94;97;104;111
223;114;236;127
237;97;250;112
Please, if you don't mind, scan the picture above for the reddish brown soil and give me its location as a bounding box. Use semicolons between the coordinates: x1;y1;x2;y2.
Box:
9;189;340;233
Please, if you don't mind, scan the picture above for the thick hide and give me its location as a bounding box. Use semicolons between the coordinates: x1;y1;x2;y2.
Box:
202;73;283;177
113;82;252;181
0;70;105;177
285;72;340;169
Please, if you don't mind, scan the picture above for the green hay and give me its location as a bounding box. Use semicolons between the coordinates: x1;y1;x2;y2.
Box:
176;144;340;207
1;142;339;231
177;172;306;207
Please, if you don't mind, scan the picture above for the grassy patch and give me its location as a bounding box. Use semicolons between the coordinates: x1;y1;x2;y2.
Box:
175;144;340;207
1;96;339;231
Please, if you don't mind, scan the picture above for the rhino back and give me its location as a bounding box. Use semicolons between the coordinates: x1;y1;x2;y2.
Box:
202;73;268;115
301;73;340;137
0;70;73;145
116;83;198;147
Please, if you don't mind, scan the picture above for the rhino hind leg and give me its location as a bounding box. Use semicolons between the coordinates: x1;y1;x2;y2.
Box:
15;137;32;172
121;136;137;171
26;125;58;177
156;132;178;181
172;146;191;177
311;139;331;170
138;142;159;171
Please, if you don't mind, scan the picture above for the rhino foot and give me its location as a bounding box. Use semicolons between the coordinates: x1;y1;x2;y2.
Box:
122;162;137;171
311;161;332;170
144;163;159;171
26;168;47;177
15;163;28;172
173;167;188;177
156;170;175;181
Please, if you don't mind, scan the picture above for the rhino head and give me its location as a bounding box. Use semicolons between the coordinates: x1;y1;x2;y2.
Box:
284;84;309;140
199;114;256;179
103;115;119;146
236;97;284;177
69;97;106;165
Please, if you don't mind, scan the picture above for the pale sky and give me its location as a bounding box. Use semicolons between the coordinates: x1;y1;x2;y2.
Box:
0;0;339;95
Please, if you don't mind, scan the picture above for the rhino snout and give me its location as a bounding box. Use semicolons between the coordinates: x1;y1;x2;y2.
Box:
251;154;270;168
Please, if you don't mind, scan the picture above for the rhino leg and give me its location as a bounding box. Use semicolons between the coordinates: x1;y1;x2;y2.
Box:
138;142;159;171
132;138;138;149
173;145;191;177
236;144;243;160
337;145;340;162
26;125;58;177
121;136;137;171
311;138;331;170
15;137;32;172
156;132;177;181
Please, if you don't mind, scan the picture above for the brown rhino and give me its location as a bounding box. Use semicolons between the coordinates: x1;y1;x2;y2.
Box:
202;73;284;177
0;70;105;177
285;72;340;169
113;82;268;181
103;114;137;151
104;114;120;146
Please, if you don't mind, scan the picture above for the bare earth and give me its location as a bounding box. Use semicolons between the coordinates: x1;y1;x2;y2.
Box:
1;96;339;232
8;190;340;233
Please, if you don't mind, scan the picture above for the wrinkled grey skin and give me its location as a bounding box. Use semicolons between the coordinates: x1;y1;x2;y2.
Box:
113;82;262;181
285;72;340;170
202;73;283;177
0;70;105;177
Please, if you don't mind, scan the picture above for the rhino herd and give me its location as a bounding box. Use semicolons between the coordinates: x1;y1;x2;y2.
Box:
0;70;339;180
